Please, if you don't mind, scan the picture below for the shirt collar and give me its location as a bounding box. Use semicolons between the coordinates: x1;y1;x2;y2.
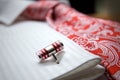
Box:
0;0;33;25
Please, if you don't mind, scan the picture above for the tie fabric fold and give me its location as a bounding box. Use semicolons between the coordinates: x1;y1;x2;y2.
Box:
21;1;120;80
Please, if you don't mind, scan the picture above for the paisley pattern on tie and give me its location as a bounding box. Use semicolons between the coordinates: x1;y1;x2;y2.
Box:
22;1;120;80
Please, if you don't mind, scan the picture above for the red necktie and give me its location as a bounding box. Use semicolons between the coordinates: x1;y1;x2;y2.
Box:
21;1;120;80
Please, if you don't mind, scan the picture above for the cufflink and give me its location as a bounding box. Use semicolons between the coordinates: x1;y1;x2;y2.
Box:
36;40;64;64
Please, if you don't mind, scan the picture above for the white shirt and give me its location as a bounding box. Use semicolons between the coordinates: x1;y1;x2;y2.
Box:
0;0;33;25
0;0;70;25
0;1;105;80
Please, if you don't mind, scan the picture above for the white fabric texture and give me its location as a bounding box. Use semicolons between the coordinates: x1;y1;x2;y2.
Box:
0;1;105;80
0;0;33;25
0;21;104;80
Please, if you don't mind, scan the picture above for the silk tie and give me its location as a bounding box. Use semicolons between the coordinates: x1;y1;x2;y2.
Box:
21;1;120;80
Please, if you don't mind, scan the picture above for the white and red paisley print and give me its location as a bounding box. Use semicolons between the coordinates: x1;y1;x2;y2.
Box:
22;1;120;80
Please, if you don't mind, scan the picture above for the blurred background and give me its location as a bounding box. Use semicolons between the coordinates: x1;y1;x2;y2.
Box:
69;0;120;22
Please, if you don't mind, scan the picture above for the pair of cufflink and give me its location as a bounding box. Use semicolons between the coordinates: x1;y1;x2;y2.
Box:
36;40;64;64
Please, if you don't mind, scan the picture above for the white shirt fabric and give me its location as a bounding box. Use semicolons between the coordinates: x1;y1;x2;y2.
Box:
0;0;33;25
0;0;69;25
0;0;105;80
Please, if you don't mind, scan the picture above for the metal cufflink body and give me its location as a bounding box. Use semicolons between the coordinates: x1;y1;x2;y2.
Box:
36;40;64;64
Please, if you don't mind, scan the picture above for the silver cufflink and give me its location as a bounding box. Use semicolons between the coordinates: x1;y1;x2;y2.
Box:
36;40;64;64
